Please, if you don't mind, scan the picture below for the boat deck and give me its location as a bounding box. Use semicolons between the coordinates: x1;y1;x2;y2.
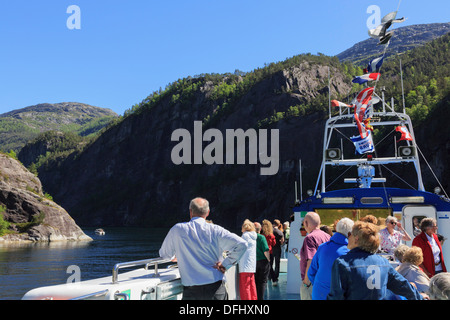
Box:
264;273;300;300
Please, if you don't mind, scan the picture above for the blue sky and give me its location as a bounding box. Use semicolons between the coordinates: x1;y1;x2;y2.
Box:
0;0;448;115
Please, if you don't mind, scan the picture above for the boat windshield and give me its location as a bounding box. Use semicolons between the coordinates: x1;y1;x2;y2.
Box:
315;208;392;229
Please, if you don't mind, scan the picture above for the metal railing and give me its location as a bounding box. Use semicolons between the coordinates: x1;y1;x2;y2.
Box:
69;289;132;300
70;289;109;300
113;291;130;300
141;278;183;300
112;257;174;284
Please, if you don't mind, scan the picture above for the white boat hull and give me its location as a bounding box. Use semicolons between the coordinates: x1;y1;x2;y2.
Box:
22;266;181;300
22;255;247;301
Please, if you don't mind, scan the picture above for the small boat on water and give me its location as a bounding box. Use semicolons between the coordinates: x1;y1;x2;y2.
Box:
95;228;105;236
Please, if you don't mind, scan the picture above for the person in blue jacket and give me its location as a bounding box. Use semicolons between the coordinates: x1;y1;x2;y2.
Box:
327;221;426;300
308;218;354;300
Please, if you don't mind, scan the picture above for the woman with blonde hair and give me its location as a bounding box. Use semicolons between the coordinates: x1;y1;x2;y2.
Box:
397;246;430;293
238;219;258;300
261;220;276;285
328;221;424;300
261;219;276;255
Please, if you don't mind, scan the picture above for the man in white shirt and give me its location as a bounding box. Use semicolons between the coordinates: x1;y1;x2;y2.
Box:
159;197;247;300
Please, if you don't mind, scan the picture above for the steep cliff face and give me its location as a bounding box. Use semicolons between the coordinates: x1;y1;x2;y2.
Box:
0;153;92;242
36;60;352;229
414;93;450;191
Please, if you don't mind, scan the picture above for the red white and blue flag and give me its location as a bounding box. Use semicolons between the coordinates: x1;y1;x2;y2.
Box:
331;100;352;108
352;87;375;138
353;87;374;122
352;73;380;84
395;125;413;142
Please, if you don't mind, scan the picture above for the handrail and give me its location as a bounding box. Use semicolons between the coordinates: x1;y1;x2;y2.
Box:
112;257;173;284
114;292;130;300
70;289;109;300
155;278;183;300
141;278;183;300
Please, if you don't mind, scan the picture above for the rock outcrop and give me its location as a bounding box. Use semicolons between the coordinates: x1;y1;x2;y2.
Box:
0;153;92;242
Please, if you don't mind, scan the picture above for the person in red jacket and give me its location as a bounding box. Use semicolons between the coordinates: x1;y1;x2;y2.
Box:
261;219;276;255
261;219;276;286
412;217;447;277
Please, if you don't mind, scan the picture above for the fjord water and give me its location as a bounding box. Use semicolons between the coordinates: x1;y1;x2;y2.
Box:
0;227;169;300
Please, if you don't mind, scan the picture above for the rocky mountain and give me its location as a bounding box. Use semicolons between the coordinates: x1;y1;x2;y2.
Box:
0;153;92;242
337;23;450;65
30;56;353;229
0;102;118;152
16;27;450;230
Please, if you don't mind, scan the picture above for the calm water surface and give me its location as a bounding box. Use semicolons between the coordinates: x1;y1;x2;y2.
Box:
0;227;169;300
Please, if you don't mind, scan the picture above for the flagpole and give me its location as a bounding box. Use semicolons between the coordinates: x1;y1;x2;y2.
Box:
397;0;403;12
299;159;303;202
328;67;331;118
372;41;390;94
400;58;406;113
394;136;397;158
294;181;298;203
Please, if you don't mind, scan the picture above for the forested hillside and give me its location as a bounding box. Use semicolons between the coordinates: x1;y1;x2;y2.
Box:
0;102;117;152
377;32;449;125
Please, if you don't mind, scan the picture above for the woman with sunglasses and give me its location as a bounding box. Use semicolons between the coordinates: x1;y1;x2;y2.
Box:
380;216;412;254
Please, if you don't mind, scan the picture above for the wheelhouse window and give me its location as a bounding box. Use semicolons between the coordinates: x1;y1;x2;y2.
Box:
315;208;392;231
412;215;428;237
360;197;384;205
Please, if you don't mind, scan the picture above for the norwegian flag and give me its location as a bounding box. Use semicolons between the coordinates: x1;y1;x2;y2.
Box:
396;125;413;142
352;87;374;122
352;73;380;84
352;87;375;138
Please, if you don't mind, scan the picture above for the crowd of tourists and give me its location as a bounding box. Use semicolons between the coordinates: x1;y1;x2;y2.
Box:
302;212;448;300
159;197;450;300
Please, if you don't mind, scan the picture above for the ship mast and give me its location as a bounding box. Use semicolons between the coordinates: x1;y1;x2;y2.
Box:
315;89;425;195
312;1;427;195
